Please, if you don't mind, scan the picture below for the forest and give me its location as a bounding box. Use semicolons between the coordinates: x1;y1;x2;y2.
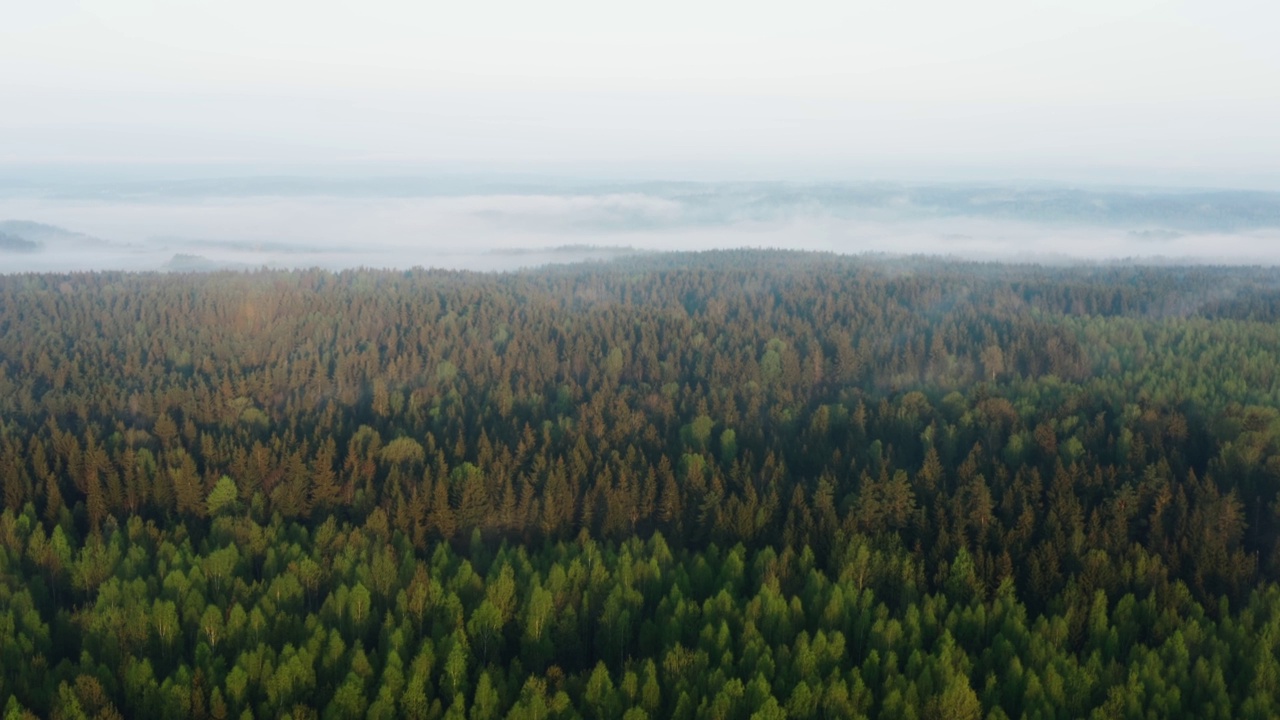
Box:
3;250;1280;718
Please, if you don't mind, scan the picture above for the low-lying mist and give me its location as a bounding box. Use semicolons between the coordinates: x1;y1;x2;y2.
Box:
3;180;1280;273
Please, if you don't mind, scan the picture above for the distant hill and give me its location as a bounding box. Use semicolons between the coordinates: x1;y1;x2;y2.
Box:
0;220;109;249
0;230;40;252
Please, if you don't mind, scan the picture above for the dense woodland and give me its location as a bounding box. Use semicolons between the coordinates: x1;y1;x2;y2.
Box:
4;251;1280;718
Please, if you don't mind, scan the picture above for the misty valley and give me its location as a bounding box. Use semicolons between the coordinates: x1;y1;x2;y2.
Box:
6;181;1280;274
2;251;1280;718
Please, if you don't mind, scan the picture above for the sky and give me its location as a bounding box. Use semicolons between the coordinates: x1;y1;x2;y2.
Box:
4;0;1280;186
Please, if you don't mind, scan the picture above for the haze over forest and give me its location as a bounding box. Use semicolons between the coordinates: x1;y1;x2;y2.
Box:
4;176;1280;273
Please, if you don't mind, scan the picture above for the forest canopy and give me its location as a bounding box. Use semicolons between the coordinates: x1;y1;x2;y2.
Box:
3;250;1280;718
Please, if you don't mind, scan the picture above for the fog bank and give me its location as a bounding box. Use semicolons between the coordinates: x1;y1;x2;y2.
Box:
4;181;1280;273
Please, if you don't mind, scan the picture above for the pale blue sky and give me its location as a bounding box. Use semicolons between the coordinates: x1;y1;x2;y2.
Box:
4;0;1278;185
